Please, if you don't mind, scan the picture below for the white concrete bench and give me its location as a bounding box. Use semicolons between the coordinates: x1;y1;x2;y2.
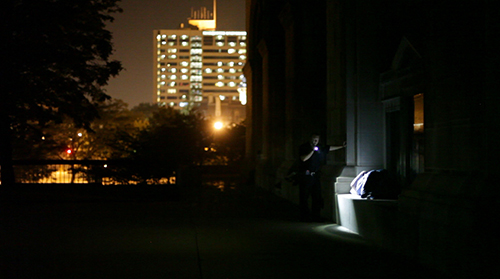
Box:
336;193;400;248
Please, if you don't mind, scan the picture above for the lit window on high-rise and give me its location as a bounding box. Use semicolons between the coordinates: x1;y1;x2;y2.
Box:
216;82;224;87
181;35;189;40
170;75;177;80
228;49;236;54
168;89;176;94
180;68;188;73
168;55;177;59
217;68;224;73
182;42;189;46
238;49;246;54
239;55;246;60
205;68;212;73
168;49;177;53
216;42;224;47
218;75;224;80
229;69;236;73
228;82;236;87
169;82;176;86
180;61;189;67
229;42;236;47
181;75;189;80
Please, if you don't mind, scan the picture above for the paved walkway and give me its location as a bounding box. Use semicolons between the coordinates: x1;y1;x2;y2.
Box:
1;179;446;278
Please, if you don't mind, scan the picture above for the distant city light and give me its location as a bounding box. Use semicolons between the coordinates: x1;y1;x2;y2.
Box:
214;121;223;130
202;31;247;36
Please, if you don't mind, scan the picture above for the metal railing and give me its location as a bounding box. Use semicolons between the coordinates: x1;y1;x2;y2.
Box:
2;160;176;185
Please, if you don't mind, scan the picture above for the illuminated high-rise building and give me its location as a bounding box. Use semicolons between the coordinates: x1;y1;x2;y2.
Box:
153;0;246;124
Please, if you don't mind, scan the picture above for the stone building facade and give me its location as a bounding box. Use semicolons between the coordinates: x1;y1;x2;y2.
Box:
244;0;499;277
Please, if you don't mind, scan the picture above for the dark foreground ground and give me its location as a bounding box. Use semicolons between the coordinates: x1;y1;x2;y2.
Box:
1;178;448;279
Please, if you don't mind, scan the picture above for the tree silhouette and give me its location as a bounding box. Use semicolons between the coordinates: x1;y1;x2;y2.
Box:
120;107;209;184
0;0;123;184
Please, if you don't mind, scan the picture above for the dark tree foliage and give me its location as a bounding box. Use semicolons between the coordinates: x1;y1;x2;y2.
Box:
0;0;123;184
114;107;210;184
211;123;246;165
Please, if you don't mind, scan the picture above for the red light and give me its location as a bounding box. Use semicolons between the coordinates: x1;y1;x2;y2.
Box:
66;149;72;154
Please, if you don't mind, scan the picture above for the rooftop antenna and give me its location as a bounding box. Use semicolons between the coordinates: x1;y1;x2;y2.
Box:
188;0;216;30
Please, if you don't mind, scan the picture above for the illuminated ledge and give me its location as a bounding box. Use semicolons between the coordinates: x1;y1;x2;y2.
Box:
336;194;399;248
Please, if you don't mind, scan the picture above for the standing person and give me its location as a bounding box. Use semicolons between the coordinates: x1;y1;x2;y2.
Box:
298;133;345;222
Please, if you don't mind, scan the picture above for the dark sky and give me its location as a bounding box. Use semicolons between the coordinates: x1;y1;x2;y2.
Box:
105;0;246;108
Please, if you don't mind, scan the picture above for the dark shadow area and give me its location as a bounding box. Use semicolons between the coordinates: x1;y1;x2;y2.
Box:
1;175;448;278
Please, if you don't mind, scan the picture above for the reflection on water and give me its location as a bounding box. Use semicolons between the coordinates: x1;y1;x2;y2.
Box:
204;180;236;192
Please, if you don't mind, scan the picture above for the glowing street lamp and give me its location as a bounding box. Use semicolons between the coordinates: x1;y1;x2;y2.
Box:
214;121;223;130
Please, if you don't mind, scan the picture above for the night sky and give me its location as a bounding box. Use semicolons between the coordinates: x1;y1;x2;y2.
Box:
105;0;246;108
